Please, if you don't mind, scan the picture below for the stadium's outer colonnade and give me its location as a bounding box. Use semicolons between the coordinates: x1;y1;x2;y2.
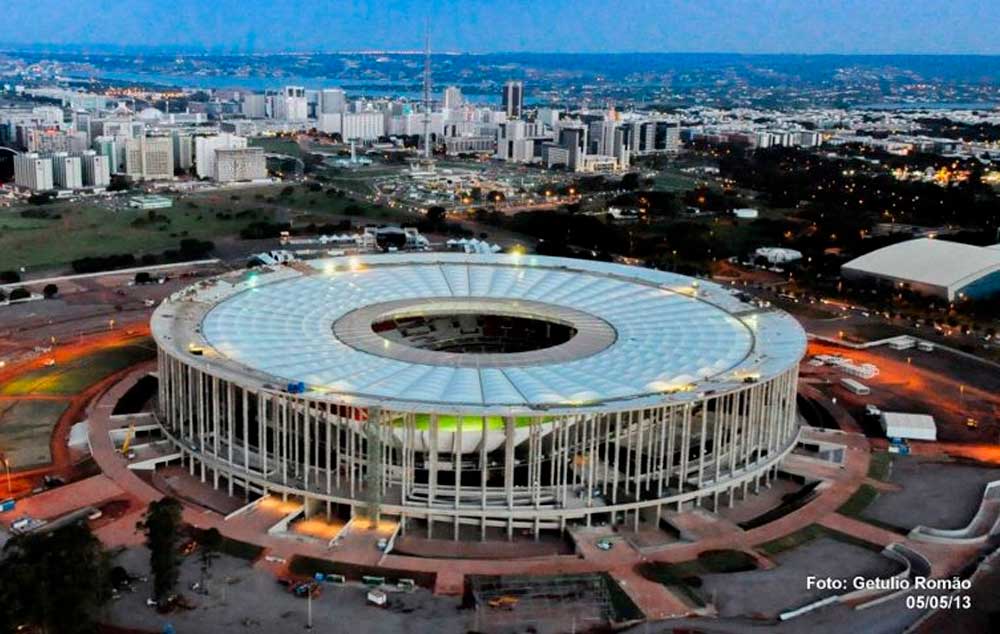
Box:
156;349;801;540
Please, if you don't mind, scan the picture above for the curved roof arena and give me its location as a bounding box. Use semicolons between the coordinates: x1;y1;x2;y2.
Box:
152;253;806;414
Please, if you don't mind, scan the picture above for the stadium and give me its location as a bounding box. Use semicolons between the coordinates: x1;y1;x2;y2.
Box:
151;253;806;541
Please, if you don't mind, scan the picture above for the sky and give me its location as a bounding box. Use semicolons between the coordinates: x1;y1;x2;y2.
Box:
4;0;1000;55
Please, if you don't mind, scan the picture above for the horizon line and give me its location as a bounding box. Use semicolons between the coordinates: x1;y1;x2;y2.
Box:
3;44;1000;57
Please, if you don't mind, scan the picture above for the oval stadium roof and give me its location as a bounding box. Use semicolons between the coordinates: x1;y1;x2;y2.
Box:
153;253;806;414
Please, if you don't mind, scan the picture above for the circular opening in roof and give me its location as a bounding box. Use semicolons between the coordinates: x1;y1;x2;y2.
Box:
332;297;618;368
371;311;578;354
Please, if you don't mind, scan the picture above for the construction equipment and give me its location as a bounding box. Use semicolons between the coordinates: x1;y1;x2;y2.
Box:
120;423;136;455
488;595;519;610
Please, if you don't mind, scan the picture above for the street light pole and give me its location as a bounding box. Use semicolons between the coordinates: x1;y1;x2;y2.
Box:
305;591;313;630
1;456;11;495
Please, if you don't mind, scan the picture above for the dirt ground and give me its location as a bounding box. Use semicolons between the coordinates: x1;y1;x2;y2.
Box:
105;547;471;634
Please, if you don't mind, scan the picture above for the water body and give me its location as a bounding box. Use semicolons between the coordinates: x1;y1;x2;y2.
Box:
69;71;539;105
855;102;998;111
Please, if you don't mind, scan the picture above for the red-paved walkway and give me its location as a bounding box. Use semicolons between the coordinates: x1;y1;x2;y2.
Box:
82;366;986;622
0;473;124;523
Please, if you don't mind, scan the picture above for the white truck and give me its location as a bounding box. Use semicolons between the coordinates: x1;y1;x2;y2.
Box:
840;377;871;395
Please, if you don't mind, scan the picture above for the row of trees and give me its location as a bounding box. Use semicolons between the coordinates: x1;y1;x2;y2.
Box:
0;522;110;633
71;239;216;274
0;496;222;633
0;284;57;302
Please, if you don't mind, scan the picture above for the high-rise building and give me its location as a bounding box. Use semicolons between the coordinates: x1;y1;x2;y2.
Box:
51;152;83;189
81;150;111;188
124;136;174;180
502;81;524;119
279;86;308;122
241;94;267;119
194;133;247;180
214;147;267;182
92;136;121;173
558;124;587;171
443;86;464;110
13;153;54;191
341;112;385;141
630;120;680;155
173;132;194;172
320;89;347;114
24;128;88;154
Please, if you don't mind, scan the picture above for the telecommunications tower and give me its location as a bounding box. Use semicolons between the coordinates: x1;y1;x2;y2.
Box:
421;20;432;160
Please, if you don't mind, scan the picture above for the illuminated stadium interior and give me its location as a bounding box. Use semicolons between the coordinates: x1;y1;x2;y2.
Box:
371;311;579;354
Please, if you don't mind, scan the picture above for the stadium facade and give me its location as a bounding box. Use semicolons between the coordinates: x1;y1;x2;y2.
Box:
152;253;806;539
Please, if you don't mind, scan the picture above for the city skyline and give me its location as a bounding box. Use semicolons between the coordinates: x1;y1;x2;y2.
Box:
4;0;1000;55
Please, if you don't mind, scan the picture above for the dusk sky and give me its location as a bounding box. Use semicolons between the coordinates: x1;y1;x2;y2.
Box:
4;0;1000;55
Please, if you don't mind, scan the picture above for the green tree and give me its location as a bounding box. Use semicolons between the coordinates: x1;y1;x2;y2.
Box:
8;287;29;301
0;522;110;634
621;172;641;190
195;527;223;592
426;206;447;227
137;497;184;602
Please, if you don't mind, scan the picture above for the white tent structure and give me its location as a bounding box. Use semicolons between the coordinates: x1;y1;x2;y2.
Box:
842;238;1000;301
881;412;937;441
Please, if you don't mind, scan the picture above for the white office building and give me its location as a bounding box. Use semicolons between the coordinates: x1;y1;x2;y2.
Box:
214;147;267;183
320;89;347;114
173;133;194;172
124;136;174;180
341;112;385;141
51;152;83;189
13;152;54;191
279;86;308;122
81;150;111;188
502;81;524;119
194;133;248;180
241;94;267;119
443;86;464;110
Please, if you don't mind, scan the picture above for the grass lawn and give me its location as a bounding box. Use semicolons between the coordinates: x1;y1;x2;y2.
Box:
0;398;70;468
756;524;829;556
1;338;155;396
867;452;893;481
837;481;910;534
635;550;757;610
757;523;886;557
651;169;703;192
837;484;879;518
0;179;414;271
248;137;304;158
390;414;548;430
276;186;413;224
0;202;275;270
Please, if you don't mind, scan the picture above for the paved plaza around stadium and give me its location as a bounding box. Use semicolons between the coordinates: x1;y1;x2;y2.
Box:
1;255;999;633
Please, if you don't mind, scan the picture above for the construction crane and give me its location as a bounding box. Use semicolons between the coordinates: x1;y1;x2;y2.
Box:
119;422;136;455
